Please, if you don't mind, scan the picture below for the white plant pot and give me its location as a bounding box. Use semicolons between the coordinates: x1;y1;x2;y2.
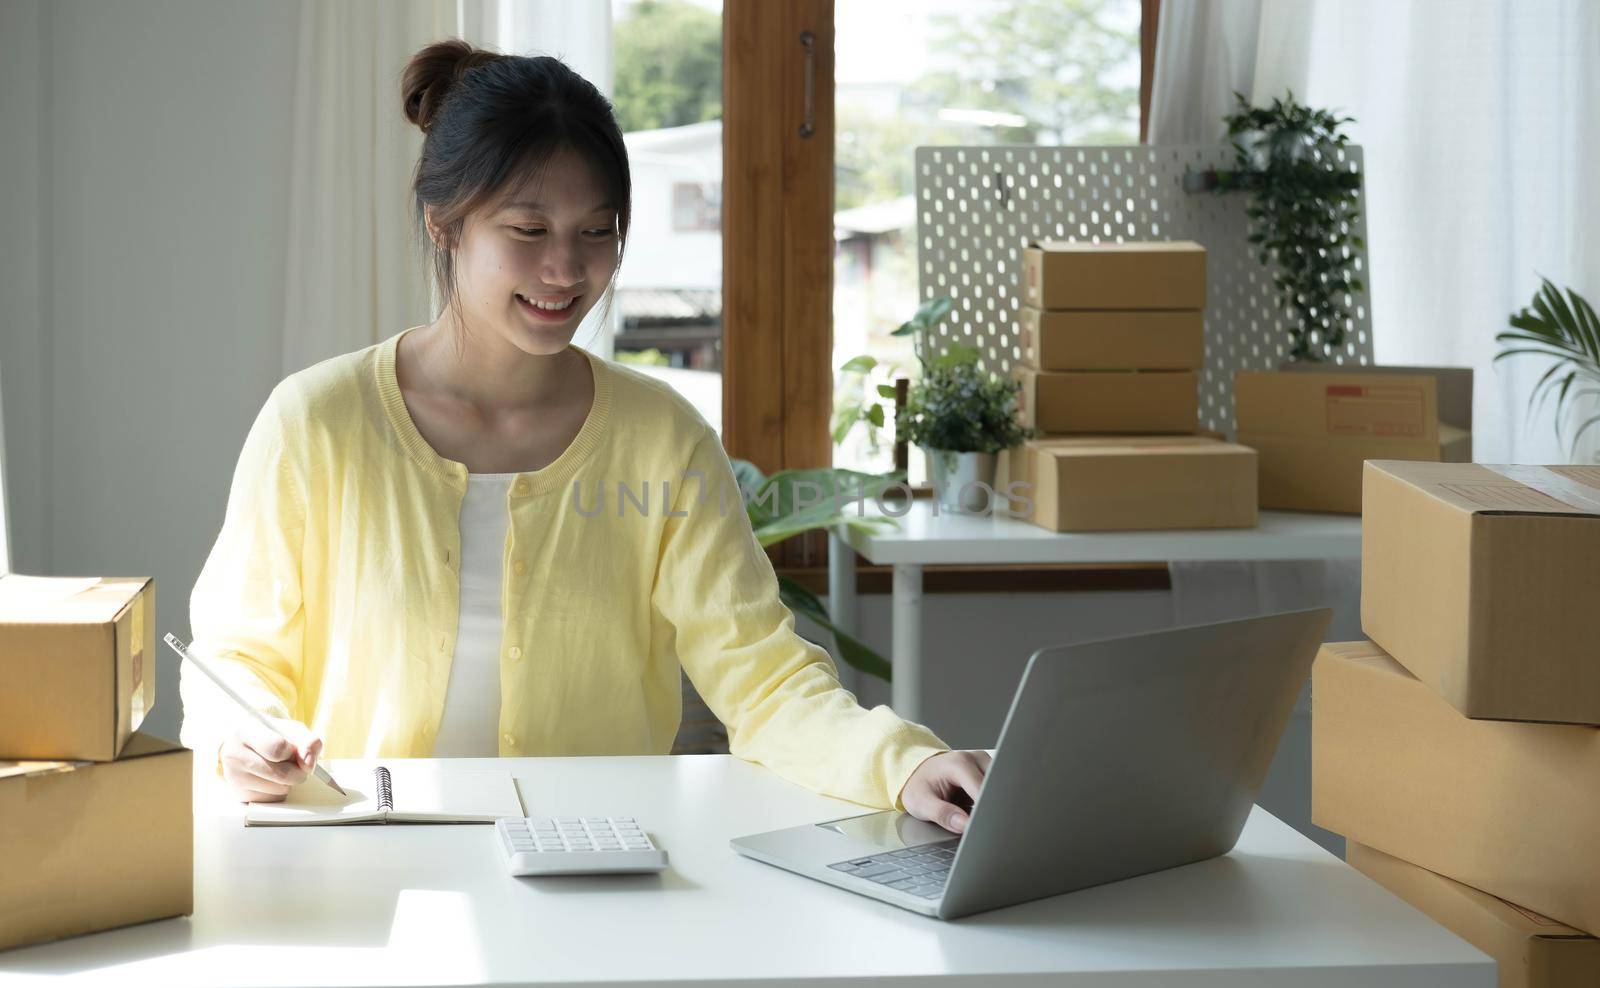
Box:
924;448;998;513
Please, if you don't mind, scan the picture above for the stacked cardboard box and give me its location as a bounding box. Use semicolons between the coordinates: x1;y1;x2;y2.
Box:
0;575;193;952
1312;462;1600;985
1233;364;1473;513
1347;843;1600;988
1001;241;1256;532
996;436;1257;532
1013;240;1204;435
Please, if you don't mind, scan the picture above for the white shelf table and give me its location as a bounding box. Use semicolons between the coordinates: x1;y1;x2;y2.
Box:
828;501;1363;720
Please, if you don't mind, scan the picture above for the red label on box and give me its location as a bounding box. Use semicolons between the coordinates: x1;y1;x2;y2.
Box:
1325;384;1426;438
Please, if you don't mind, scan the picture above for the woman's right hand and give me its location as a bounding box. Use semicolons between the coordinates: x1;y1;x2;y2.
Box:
220;717;324;802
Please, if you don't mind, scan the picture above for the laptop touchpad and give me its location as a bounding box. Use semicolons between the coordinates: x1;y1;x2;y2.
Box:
815;810;955;849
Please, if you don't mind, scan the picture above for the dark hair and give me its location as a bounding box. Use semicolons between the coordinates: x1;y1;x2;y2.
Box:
400;39;631;348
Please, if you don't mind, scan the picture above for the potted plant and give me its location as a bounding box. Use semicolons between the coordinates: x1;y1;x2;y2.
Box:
1215;91;1365;362
1495;277;1600;460
902;351;1032;512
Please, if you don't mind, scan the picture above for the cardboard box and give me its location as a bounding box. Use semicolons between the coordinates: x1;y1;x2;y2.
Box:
1312;640;1600;938
1016;306;1204;371
1234;365;1473;513
0;732;192;951
999;436;1257;532
1021;240;1206;310
0;575;155;760
1361;460;1600;724
1014;368;1197;434
1347;841;1600;988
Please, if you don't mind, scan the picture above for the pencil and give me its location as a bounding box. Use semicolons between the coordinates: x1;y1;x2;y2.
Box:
161;632;347;795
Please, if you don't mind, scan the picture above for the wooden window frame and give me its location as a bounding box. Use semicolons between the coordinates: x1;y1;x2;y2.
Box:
722;0;1167;587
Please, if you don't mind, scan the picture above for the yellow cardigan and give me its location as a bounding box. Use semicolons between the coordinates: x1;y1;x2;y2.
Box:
178;327;949;809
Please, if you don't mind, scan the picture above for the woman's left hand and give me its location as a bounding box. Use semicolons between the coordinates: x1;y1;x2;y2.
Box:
899;750;992;834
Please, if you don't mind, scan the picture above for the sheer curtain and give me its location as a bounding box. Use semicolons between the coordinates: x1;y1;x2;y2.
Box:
280;0;614;376
1146;1;1600;853
1151;0;1600;463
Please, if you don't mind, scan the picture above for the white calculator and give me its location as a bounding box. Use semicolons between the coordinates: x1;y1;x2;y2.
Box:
496;816;668;876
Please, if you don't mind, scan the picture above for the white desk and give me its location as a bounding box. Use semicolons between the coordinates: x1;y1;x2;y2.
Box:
0;755;1489;986
828;502;1363;719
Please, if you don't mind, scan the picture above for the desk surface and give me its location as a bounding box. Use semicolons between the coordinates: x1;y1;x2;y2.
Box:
835;502;1363;566
0;755;1489;987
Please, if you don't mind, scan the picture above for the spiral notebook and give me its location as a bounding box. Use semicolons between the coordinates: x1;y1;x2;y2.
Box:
244;762;524;826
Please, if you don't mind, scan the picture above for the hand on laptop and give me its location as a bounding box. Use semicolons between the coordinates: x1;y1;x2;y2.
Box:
220;717;324;803
900;750;991;834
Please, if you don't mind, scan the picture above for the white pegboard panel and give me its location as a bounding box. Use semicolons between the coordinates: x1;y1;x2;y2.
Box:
913;145;1374;435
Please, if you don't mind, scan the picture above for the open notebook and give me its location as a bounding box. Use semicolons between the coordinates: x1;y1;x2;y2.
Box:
244;762;524;826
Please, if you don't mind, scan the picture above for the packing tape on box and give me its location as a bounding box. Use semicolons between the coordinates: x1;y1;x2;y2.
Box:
1484;464;1600;514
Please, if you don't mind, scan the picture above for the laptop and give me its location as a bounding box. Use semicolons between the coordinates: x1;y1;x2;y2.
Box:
731;607;1331;920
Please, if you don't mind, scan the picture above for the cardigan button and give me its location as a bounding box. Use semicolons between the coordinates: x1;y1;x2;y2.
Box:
503;733;517;749
508;645;523;661
512;560;526;576
513;480;530;496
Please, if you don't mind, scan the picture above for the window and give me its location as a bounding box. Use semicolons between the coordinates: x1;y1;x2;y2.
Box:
610;0;724;432
831;0;1142;479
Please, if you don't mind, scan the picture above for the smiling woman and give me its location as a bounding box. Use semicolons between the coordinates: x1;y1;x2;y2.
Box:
402;40;630;362
177;37;987;831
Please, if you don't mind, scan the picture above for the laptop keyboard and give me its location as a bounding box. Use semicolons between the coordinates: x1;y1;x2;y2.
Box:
827;837;960;899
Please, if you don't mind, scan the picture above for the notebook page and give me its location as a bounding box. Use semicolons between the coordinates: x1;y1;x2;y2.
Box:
385;762;523;822
243;767;385;826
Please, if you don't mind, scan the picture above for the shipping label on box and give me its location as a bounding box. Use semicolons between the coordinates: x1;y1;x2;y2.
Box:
1361;460;1600;724
0;575;156;760
1235;366;1473;513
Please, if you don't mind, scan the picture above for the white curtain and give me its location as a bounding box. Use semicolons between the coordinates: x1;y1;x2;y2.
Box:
1151;0;1600;464
281;0;614;376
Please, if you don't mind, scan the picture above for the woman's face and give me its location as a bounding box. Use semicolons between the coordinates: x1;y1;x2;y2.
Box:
435;148;621;358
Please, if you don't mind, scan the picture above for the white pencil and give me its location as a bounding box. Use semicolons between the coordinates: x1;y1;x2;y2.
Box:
162;632;347;795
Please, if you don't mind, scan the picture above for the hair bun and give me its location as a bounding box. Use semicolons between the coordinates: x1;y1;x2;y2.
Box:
401;39;505;135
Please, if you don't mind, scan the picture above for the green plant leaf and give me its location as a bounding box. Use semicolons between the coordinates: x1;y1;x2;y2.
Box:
876;383;898;400
839;354;877;375
930;343;981;370
831;406;861;445
747;468;904;547
865;404;885;428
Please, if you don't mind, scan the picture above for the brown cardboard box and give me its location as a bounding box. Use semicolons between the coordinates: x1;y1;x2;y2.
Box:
1312;640;1600;938
1017;306;1204;371
1014;368;1197;434
999;436;1257;532
1361;460;1600;724
0;575;155;760
1234;365;1473;513
1021;240;1206;310
0;732;192;951
1347;841;1600;988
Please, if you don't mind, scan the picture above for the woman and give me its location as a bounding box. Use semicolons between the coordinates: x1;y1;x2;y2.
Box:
178;40;989;834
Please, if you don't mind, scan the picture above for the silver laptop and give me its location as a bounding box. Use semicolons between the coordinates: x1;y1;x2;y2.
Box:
731;608;1331;920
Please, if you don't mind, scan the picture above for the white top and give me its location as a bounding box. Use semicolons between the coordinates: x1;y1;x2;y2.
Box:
432;472;516;757
836;501;1364;565
55;756;1491;986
